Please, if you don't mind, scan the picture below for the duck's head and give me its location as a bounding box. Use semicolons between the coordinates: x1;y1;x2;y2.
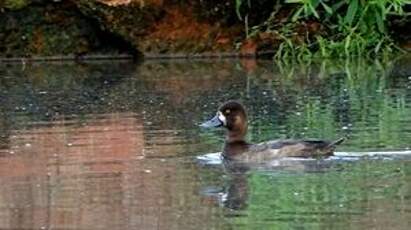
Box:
201;101;248;143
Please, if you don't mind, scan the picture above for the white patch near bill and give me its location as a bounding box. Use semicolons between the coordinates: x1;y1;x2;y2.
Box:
217;111;227;126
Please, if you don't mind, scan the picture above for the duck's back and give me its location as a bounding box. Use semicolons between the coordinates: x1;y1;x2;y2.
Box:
224;139;343;162
266;139;337;157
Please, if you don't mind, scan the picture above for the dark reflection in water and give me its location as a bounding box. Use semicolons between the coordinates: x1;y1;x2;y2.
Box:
0;58;410;229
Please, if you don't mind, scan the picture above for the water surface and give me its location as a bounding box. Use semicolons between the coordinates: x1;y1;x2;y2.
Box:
0;58;410;229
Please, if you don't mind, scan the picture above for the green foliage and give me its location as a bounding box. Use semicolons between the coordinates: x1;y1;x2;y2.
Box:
236;0;411;58
2;0;30;10
284;0;410;58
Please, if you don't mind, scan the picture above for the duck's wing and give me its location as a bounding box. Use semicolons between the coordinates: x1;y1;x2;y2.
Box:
257;138;344;158
226;138;345;162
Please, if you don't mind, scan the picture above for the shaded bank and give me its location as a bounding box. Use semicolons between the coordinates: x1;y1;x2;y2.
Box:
0;0;245;58
2;0;411;58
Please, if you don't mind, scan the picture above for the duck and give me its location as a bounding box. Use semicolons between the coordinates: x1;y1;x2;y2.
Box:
200;100;344;162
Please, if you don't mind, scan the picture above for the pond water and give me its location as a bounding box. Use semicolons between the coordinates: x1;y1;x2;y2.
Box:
0;57;410;229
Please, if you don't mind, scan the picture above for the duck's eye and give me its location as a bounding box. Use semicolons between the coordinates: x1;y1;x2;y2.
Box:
225;109;231;115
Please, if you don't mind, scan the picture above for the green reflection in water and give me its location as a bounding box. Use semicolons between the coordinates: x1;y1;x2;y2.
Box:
230;160;410;230
246;58;411;152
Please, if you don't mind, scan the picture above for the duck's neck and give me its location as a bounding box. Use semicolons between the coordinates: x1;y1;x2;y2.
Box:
226;124;248;144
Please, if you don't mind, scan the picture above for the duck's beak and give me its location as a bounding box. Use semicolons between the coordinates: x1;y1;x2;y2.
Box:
200;114;223;128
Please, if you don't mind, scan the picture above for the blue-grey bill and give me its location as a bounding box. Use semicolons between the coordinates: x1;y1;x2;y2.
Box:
200;115;223;128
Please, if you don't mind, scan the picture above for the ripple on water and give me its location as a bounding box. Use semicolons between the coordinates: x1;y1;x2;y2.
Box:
1;59;411;230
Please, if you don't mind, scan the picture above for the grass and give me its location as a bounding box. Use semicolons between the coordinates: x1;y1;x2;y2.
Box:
236;0;411;59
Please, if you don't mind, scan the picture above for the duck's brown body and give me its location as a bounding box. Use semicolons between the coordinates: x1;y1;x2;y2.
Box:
201;101;344;162
223;139;344;162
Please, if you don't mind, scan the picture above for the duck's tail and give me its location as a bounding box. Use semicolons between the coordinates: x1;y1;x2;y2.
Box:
327;137;346;148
